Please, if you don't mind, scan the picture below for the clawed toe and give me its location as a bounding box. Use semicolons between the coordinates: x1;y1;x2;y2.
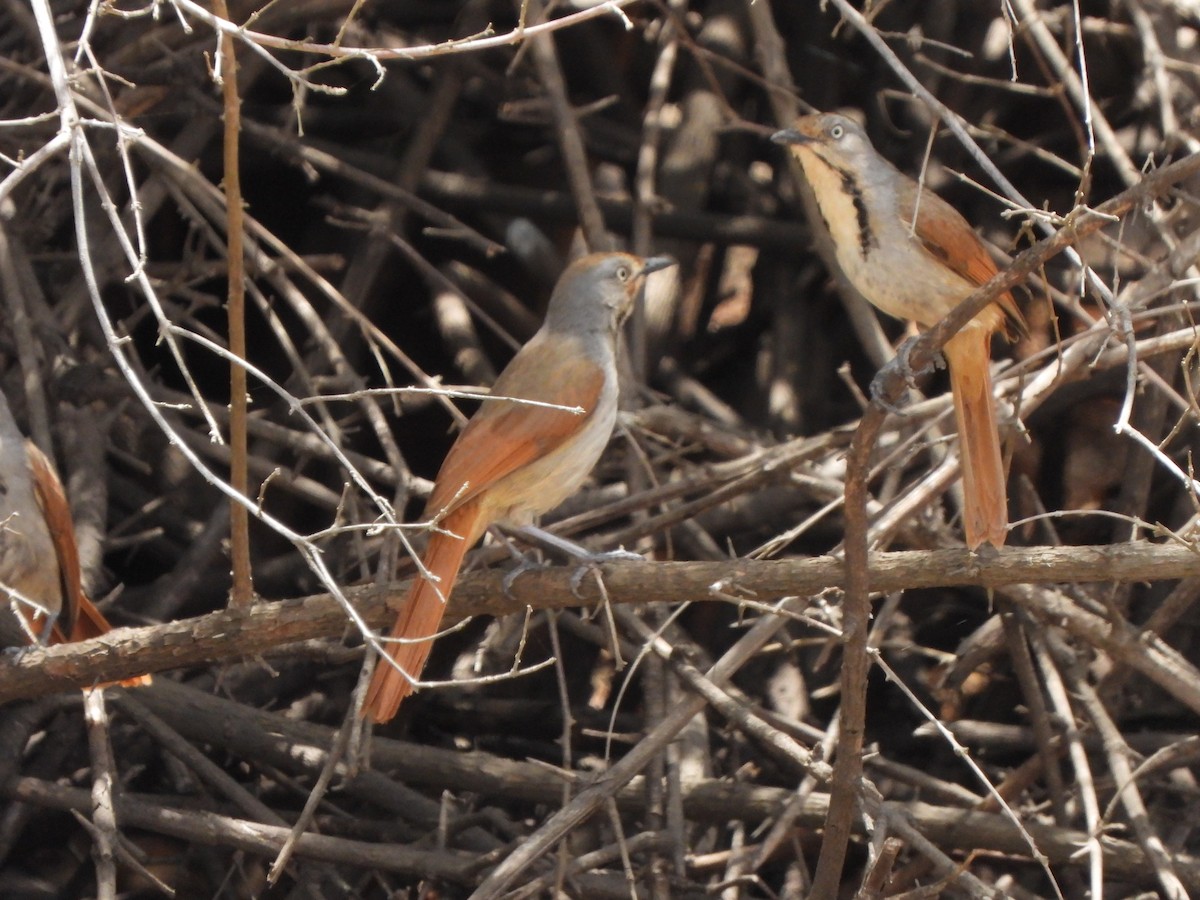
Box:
502;555;547;597
504;525;647;598
591;549;644;564
868;366;911;416
869;336;942;415
567;548;645;597
1;644;27;663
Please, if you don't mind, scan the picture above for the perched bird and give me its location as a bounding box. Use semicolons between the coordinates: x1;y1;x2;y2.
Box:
773;113;1025;548
363;252;673;723
0;388;150;686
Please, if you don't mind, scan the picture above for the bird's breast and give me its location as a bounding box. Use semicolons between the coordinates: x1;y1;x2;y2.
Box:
801;160;979;325
800;153;879;271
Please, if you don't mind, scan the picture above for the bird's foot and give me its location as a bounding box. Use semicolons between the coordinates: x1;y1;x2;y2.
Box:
567;548;645;598
0;624;50;663
501;552;548;597
1;644;27;663
509;525;646;598
869;336;942;415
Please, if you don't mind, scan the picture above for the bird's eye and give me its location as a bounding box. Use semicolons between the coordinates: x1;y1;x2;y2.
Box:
829;123;844;140
615;265;631;282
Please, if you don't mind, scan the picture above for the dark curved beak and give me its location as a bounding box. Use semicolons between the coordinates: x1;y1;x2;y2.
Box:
641;256;676;275
771;128;808;146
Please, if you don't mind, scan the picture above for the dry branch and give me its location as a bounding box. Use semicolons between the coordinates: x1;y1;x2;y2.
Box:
2;541;1198;702
4;0;1200;895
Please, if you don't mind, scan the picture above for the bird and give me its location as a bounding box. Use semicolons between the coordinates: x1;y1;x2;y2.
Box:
0;387;150;686
772;112;1025;549
362;252;674;723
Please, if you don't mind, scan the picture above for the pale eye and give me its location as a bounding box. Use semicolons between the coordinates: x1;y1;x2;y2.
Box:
615;265;631;282
829;123;845;140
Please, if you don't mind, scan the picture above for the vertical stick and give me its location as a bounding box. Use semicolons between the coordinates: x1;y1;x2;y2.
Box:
213;0;253;606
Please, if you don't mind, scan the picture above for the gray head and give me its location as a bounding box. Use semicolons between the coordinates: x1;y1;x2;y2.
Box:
772;113;891;183
543;252;675;337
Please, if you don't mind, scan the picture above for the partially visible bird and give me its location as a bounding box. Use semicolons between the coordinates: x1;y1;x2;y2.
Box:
0;387;150;686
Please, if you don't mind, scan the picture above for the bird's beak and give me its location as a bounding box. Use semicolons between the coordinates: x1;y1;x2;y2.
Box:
641;256;676;276
771;128;809;146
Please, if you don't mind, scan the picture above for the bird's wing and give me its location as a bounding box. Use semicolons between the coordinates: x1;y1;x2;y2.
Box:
425;334;605;517
26;440;152;686
897;178;1026;336
25;441;82;640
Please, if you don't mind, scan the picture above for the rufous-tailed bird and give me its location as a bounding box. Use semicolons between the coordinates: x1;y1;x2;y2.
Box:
363;252;673;723
773;113;1025;548
0;387;151;687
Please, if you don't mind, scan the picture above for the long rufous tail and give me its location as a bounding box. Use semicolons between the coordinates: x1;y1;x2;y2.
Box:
944;328;1008;549
53;596;153;689
363;503;482;723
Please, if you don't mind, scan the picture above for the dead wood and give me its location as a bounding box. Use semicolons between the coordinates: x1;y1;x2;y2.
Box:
2;0;1200;896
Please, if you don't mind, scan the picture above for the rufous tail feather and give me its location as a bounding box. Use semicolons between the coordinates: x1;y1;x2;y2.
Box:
53;595;153;688
945;329;1008;549
363;504;482;723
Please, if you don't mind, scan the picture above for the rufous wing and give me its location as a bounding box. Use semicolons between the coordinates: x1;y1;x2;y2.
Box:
425;334;606;516
26;442;82;640
895;179;1016;548
27;441;150;687
896;179;1026;336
